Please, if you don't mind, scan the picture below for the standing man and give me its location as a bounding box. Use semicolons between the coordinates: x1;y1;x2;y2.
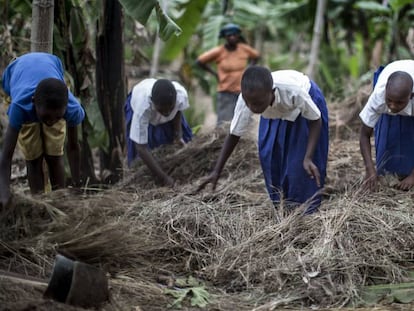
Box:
196;23;260;126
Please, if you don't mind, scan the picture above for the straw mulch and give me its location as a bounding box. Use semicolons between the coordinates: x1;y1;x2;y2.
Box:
2;125;414;311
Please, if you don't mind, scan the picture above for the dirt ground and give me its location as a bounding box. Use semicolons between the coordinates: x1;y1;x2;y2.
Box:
2;85;414;310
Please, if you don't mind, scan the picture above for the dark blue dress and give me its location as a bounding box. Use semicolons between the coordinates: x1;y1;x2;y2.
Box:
124;92;193;167
373;66;414;176
258;81;329;214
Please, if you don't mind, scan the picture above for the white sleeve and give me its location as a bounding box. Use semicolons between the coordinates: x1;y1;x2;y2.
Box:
230;95;253;137
129;85;152;144
359;90;384;128
130;108;151;145
173;82;190;111
293;87;321;120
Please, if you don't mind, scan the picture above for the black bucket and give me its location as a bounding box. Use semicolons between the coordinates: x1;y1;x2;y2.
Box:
44;254;109;308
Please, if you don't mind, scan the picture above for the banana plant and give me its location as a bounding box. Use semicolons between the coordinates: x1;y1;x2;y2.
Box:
0;0;32;68
54;0;186;182
118;0;182;41
354;0;414;62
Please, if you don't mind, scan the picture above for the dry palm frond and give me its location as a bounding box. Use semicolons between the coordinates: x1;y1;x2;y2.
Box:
2;127;414;310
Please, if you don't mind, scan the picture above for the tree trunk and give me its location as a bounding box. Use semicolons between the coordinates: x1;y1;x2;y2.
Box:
371;40;384;69
150;0;168;77
54;0;99;184
31;0;54;52
30;0;55;188
96;0;125;183
307;0;327;79
408;27;414;55
254;24;264;59
150;30;162;77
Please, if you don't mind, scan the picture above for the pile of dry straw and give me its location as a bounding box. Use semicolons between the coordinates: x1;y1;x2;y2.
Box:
2;128;414;310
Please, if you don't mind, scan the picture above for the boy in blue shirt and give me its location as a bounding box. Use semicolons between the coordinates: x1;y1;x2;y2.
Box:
0;52;85;207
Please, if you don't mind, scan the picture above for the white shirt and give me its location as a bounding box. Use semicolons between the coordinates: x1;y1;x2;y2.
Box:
129;78;189;144
230;70;321;136
359;60;414;128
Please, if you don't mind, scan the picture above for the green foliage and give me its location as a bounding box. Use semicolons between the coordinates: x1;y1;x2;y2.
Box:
83;99;109;152
317;40;353;98
319;61;337;94
162;0;209;61
70;6;88;48
354;1;390;13
356;281;414;306
184;92;206;135
200;15;224;51
118;0;158;25
164;276;210;308
118;0;182;41
155;3;182;40
348;33;365;79
195;0;309;53
389;0;414;12
0;0;32;62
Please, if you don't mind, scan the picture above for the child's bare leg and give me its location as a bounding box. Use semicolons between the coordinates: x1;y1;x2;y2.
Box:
44;155;65;190
26;157;45;194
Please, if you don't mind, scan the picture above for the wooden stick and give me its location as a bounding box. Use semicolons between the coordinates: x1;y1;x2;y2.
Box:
0;270;48;288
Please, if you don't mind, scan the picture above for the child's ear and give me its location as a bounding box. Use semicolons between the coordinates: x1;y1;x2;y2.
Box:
410;92;414;99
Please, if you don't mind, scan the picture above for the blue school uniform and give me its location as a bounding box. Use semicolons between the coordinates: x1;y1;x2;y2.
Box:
258;81;329;214
372;66;414;176
124;92;193;167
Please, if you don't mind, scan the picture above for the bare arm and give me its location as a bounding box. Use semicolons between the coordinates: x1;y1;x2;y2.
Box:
197;134;240;191
66;125;81;187
303;118;322;186
0;125;18;207
196;60;218;80
359;123;378;190
172;111;183;143
249;56;259;65
136;144;173;186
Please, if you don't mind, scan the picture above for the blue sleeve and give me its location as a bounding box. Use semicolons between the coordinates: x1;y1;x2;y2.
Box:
1;62;13;96
7;104;25;131
64;91;85;127
54;55;65;76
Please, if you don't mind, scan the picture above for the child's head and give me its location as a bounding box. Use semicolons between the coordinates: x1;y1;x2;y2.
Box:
33;78;68;126
241;66;275;114
151;79;177;116
385;71;414;113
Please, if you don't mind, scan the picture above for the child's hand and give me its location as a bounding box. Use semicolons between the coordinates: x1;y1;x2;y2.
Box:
196;172;220;192
303;158;321;187
362;170;379;192
396;174;414;191
174;137;186;147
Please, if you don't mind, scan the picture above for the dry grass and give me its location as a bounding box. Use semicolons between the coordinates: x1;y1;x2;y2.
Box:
2;126;414;310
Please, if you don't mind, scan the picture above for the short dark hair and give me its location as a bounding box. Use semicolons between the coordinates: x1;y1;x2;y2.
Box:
151;79;177;107
34;78;68;109
387;71;413;94
241;66;273;94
